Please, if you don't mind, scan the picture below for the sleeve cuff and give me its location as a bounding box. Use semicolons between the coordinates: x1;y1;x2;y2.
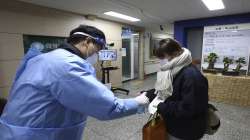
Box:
119;98;139;114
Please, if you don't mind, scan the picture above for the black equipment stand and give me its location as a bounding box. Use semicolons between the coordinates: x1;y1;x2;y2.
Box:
101;63;129;95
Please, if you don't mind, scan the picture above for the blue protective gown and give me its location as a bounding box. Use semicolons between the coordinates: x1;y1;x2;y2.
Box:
0;47;139;140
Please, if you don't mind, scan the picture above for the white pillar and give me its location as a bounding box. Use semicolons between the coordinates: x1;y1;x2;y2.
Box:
138;31;145;80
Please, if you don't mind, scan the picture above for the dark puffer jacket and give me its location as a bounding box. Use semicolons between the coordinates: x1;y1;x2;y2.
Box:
157;64;208;140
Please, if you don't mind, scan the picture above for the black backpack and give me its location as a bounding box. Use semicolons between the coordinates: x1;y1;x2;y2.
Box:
205;104;221;135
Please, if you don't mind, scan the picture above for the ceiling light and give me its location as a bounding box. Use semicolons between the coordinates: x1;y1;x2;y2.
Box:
202;0;225;11
104;11;140;22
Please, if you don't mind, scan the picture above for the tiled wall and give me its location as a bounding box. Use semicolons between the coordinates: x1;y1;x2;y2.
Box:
0;1;123;98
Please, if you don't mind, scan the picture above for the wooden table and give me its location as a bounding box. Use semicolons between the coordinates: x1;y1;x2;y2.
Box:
204;73;250;106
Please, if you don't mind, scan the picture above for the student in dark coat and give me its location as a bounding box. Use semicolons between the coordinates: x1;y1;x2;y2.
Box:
146;38;208;140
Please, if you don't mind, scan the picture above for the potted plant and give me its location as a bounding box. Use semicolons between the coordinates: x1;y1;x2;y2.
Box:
222;57;238;76
234;57;246;74
203;53;219;74
207;53;218;70
222;57;233;72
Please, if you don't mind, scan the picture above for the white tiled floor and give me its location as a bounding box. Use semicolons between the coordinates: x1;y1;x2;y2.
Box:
83;74;250;140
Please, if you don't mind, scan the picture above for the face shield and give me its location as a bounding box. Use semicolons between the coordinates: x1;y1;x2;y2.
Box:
72;32;107;65
72;32;106;50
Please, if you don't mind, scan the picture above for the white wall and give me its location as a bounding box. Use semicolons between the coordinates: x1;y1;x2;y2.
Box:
0;1;124;98
144;24;174;75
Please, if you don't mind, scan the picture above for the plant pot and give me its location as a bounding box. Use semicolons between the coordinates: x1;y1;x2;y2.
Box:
222;71;239;76
207;63;215;70
203;69;218;74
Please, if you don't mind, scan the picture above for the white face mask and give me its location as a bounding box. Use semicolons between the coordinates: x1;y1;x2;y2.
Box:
160;59;169;66
86;53;98;65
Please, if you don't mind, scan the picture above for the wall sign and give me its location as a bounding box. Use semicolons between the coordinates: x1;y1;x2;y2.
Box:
202;23;250;70
23;35;66;54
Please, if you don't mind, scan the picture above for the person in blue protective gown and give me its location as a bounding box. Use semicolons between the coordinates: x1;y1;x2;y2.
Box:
0;25;149;140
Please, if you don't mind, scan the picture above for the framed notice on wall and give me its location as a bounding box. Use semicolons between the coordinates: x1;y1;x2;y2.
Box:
150;36;162;58
202;23;250;71
23;35;66;54
149;33;173;59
